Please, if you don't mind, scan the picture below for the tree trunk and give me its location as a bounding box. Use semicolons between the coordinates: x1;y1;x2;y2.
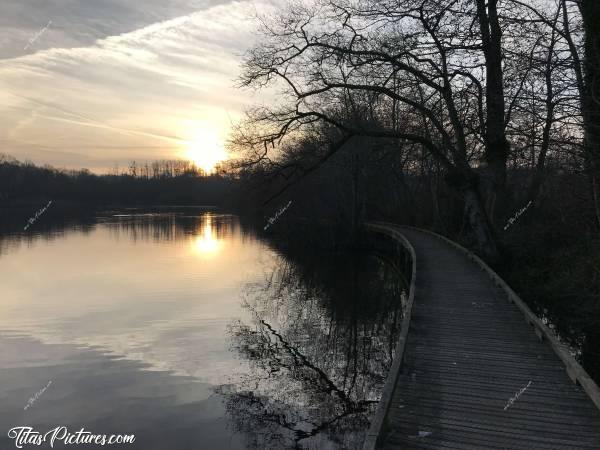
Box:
394;169;417;224
447;168;500;261
582;0;600;230
463;186;500;262
565;0;600;230
591;172;600;230
528;28;557;203
351;152;365;240
582;325;600;382
476;0;510;223
431;164;446;233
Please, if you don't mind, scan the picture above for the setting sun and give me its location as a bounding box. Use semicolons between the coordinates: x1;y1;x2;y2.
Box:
184;127;227;174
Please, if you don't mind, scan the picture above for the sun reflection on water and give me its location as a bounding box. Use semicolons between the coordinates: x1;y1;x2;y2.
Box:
192;215;221;255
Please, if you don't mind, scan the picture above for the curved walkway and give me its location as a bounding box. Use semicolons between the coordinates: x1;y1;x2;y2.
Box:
366;224;600;450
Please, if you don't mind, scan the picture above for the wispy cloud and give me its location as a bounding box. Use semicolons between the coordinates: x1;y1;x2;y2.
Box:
0;0;274;171
0;0;237;59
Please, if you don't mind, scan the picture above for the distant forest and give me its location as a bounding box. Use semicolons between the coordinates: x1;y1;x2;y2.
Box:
0;154;237;207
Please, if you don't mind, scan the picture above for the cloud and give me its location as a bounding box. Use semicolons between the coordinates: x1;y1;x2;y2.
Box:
0;0;274;171
0;0;236;59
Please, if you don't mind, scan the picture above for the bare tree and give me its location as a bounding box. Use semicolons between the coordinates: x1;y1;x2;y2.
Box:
239;0;509;258
516;0;600;227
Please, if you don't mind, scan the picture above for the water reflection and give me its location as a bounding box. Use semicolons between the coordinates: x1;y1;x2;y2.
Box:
0;334;245;450
0;212;266;382
0;211;269;450
0;211;407;449
192;215;222;255
220;252;407;449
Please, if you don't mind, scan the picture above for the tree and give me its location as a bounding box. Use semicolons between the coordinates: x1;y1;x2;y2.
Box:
239;0;516;258
519;0;600;227
475;0;511;219
580;0;600;229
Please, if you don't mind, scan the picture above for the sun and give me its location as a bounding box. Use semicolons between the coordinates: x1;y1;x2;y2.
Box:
184;127;227;174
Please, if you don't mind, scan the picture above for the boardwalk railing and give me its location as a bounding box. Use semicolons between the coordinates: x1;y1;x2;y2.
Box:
362;222;600;450
362;223;417;450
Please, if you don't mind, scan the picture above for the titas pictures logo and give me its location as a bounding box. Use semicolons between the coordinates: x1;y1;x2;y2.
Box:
264;200;292;231
24;20;52;50
23;381;52;410
7;427;135;448
23;201;52;231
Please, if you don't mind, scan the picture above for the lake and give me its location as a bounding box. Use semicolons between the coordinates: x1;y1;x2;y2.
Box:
0;210;406;449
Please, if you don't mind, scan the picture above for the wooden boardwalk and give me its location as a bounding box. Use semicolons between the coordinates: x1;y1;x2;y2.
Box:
365;224;600;450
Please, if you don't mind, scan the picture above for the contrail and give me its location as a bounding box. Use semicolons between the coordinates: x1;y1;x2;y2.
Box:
7;93;187;145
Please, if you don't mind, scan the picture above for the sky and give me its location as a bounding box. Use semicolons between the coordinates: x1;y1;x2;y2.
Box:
0;0;274;172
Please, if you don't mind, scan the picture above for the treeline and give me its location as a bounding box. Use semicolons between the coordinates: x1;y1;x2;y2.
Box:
0;154;237;206
230;1;600;380
119;159;216;179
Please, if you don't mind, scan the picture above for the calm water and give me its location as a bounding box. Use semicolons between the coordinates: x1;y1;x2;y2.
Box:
0;210;406;449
